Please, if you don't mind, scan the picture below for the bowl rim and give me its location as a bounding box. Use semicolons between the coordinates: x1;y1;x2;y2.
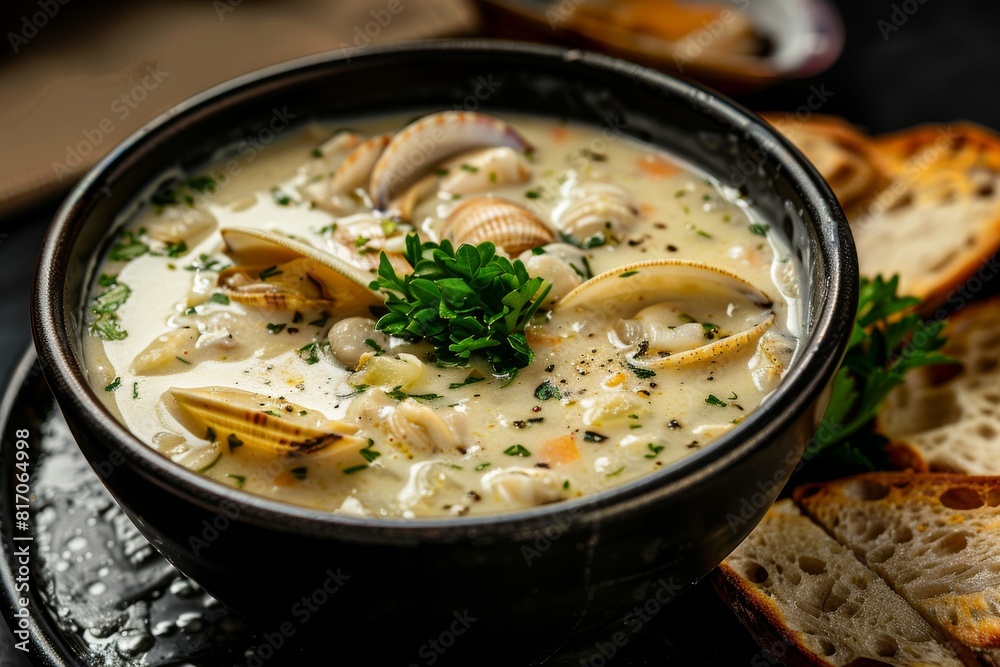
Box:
33;38;857;540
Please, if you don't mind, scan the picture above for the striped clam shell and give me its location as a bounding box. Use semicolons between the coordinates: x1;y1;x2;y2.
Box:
443;196;556;256
369;111;533;210
220;227;383;318
169;386;369;459
551;259;776;369
552;182;638;244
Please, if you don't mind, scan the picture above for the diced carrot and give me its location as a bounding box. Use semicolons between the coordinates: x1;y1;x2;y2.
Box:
604;372;627;388
551;125;570;142
636;154;681;179
538;434;580;466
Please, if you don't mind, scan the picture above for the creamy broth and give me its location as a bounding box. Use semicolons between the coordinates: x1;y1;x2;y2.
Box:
82;113;800;518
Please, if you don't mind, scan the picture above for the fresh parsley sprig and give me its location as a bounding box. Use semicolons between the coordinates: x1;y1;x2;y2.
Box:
370;234;551;379
807;274;956;468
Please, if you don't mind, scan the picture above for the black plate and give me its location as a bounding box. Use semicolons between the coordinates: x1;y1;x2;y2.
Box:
1;349;762;665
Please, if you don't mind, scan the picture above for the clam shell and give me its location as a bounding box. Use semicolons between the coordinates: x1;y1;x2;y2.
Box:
439;146;532;196
221;227;383;318
552;182;638;245
369;111;533;210
218;258;335;311
328;133;392;195
330;215;412;274
552;259;776;369
388;146;533;221
145;207;216;255
169;386;369;459
444;196;556;256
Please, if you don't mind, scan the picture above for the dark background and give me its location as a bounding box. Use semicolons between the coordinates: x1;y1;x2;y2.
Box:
3;1;1000;664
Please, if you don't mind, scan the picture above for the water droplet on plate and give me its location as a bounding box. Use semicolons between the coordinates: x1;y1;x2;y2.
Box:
152;620;176;637
177;611;205;634
116;630;154;657
66;535;87;551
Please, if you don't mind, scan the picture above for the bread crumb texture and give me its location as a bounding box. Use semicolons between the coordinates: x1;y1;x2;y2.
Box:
718;499;962;666
796;473;1000;665
879;296;1000;475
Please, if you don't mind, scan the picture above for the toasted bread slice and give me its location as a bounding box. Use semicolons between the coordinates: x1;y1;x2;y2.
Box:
795;473;1000;666
851;123;1000;315
878;296;1000;474
716;500;962;666
762;114;890;214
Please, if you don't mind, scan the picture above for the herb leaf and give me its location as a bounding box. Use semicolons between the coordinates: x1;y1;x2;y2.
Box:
807;274;956;469
370;235;551;378
108;231;149;262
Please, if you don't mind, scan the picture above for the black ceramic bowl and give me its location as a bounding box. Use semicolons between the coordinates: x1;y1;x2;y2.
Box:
33;41;856;661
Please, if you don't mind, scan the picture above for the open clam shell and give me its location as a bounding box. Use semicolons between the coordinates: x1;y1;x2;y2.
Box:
443;196;556;257
551;259;776;369
369;111;534;210
220;227;383;318
169;386;369;459
389;146;534;221
327;132;392;195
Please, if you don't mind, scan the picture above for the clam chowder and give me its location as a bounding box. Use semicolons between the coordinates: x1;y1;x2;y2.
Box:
82;112;800;518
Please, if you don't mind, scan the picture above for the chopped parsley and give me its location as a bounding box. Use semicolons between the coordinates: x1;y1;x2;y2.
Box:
625;362;656;380
89;279;131;341
185;254;224;272
583;431;608;443
503;444;531;457
749;224;770;237
705;394;728;408
449;371;486;389
210;293;231;305
298;342;322;365
108;230;149;262
534;380;562;401
164;240;188;258
290;466;308;480
266;323;286;335
104;377;122;392
371;235;551;379
386;387;443;402
644;443;665;459
271;189;292;206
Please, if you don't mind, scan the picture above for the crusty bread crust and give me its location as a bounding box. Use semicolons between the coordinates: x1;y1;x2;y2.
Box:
878;296;1000;475
852;123;1000;316
760;113;890;214
714;563;834;667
